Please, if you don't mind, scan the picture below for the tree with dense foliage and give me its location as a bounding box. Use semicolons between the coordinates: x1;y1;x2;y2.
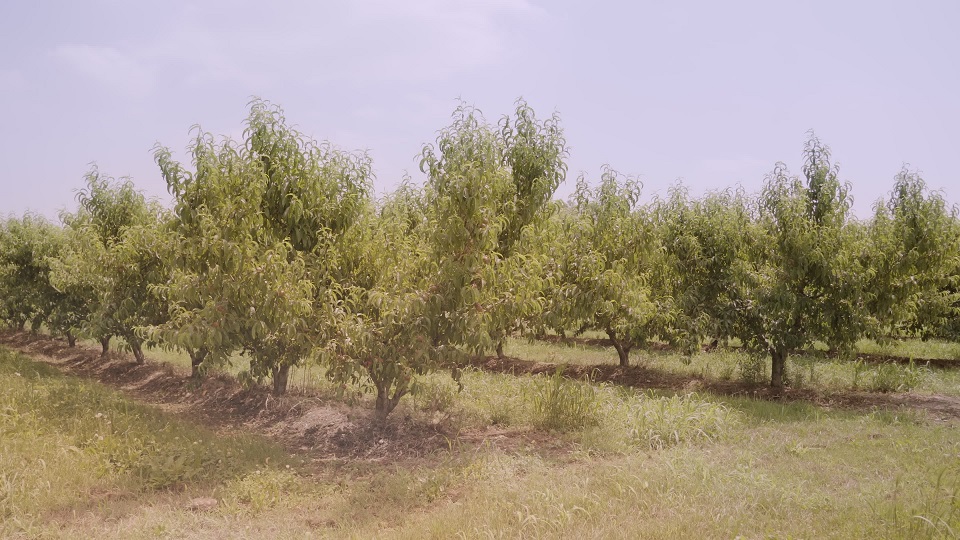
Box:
52;168;167;362
657;186;755;355
418;101;567;356
0;215;64;332
327;184;440;418
486;102;568;357
152;99;370;392
866;169;960;340
318;100;569;418
542;168;659;366
733;135;868;388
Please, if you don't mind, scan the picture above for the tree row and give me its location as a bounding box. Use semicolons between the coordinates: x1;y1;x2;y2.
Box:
2;99;958;417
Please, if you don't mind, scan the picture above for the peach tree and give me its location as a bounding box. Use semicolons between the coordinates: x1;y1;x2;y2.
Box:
866;169;960;340
542;168;659;366
51;168;167;362
151;99;370;392
656;186;754;355
733;135;868;388
0;214;64;332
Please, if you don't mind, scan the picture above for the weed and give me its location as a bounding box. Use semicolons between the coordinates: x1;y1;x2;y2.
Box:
413;379;457;413
530;369;600;432
789;357;819;389
738;355;767;384
874;468;960;539
455;369;528;426
851;359;868;390
223;468;302;514
618;393;734;450
718;362;735;381
870;361;926;393
866;406;926;426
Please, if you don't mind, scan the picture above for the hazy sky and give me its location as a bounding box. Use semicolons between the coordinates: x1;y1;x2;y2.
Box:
1;0;958;220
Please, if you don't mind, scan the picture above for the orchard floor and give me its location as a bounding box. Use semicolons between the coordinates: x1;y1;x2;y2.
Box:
1;331;959;539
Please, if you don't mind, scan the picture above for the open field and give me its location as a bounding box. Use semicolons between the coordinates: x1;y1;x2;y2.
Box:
2;332;959;539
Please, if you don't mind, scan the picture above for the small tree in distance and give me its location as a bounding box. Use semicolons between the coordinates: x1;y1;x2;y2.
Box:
866;168;960;341
544;168;657;366
52;168;167;363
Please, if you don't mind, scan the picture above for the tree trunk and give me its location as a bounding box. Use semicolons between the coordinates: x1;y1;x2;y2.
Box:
770;347;787;389
606;328;631;367
375;383;404;421
496;340;505;360
272;364;291;395
66;331;76;348
189;348;208;379
130;341;145;365
99;336;111;358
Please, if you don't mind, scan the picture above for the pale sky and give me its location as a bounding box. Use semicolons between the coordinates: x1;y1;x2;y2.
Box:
1;0;958;220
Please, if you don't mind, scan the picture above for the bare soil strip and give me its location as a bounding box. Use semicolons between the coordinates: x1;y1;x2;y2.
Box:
0;331;459;465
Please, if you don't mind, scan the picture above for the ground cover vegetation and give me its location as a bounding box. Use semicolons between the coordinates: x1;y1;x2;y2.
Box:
1;337;958;538
2;100;960;537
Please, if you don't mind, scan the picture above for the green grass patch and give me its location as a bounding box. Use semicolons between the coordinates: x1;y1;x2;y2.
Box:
503;337;960;397
0;347;293;537
377;413;960;539
409;368;736;453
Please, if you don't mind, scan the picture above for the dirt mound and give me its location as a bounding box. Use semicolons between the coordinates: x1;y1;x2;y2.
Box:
0;331;451;462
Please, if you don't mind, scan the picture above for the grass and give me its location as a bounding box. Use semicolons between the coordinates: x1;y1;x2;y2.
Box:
65;329;960;400
406;368;736;452
503;337;960;397
377;413;960;539
852;338;960;361
0;347;294;537
2;344;960;538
